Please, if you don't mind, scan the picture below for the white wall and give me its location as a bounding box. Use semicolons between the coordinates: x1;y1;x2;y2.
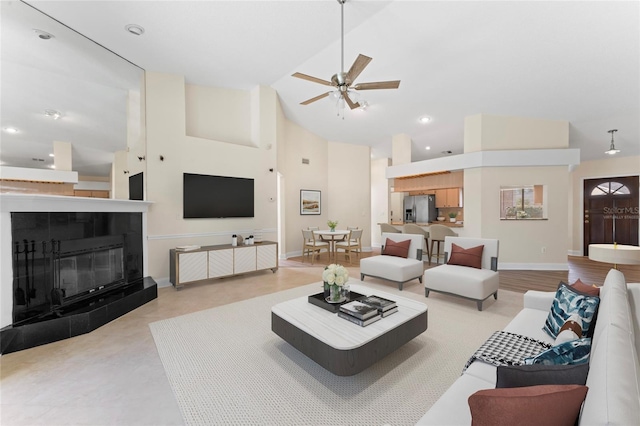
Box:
569;155;640;255
144;72;277;282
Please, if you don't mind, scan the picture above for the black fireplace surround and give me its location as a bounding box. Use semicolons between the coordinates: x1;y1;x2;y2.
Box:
1;212;157;354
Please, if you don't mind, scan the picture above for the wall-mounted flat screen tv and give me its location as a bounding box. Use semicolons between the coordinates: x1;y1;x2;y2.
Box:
183;173;254;218
129;172;144;201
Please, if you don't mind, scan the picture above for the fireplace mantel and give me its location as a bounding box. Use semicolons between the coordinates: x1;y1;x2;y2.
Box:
0;193;152;213
0;194;153;329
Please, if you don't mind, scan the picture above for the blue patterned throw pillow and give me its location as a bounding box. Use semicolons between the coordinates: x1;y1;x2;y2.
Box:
543;283;600;339
524;338;592;365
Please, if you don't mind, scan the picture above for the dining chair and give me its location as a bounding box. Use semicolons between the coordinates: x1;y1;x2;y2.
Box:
403;223;431;262
335;229;363;264
428;224;458;265
302;229;329;264
380;223;401;234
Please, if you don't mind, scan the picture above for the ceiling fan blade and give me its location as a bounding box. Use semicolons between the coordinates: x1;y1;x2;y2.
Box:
292;72;333;86
352;80;401;90
346;54;372;84
344;93;361;110
300;92;331;105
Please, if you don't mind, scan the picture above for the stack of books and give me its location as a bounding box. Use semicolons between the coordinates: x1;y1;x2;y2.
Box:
175;245;201;251
338;300;381;327
359;295;398;317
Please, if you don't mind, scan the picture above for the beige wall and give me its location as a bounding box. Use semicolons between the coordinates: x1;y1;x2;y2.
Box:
569;155;640;255
466;114;569;151
465;166;570;269
371;157;391;247
277;120;372;258
327;141;371;248
185;84;253;146
144;71;372;282
144;72;278;281
463;114;571;269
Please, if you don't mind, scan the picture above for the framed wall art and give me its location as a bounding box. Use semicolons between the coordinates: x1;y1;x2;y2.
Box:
300;190;321;215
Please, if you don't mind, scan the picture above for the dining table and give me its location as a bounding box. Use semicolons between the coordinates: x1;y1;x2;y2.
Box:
313;230;350;262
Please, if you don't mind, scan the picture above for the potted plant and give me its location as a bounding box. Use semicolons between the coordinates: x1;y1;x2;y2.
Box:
448;212;457;223
327;220;338;232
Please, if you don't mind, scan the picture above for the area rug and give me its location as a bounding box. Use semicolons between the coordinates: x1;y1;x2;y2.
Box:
149;281;523;425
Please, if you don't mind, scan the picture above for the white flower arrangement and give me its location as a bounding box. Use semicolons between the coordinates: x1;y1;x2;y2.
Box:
322;263;349;287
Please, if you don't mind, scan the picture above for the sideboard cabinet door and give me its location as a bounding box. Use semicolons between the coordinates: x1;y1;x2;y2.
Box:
208;248;234;278
178;251;208;283
234;246;257;274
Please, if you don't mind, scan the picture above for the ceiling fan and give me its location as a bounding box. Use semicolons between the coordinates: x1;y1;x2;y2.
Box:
292;0;400;111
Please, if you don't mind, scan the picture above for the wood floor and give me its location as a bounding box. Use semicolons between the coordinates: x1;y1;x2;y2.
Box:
284;249;640;293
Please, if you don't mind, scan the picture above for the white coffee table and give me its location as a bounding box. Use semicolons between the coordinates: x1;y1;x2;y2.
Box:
271;283;428;376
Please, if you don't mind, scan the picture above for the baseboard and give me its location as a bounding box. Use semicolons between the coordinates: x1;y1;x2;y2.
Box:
567;250;582;256
498;262;569;271
283;247;372;259
155;277;172;288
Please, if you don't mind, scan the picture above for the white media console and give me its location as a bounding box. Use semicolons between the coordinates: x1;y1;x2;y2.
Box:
169;241;278;289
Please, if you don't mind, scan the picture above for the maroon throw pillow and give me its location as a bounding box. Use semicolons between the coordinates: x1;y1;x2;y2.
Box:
468;384;588;426
570;278;600;296
382;238;411;258
447;243;484;269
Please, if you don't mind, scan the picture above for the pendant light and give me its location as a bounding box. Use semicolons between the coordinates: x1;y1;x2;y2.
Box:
604;129;620;155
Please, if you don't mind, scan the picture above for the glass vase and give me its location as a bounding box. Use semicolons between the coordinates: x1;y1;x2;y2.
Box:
327;284;345;303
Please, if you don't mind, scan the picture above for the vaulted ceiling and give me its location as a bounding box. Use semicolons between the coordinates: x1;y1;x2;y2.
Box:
2;1;638;176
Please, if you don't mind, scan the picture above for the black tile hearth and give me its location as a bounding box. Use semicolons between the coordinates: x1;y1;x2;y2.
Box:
0;277;157;354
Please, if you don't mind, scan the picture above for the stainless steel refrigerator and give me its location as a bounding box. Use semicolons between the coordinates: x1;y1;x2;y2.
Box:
404;195;437;224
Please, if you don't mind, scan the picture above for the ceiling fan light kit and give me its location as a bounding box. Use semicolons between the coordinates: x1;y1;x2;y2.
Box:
292;0;400;117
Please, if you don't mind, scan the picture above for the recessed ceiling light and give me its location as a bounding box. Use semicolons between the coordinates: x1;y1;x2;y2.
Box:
49;164;56;169
44;109;62;120
3;127;18;134
419;116;431;124
425;146;431;150
49;153;55;157
125;24;145;36
33;29;54;40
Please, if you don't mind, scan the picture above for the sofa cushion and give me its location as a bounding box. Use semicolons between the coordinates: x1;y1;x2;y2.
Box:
423;264;499;301
543;282;600;339
360;255;423;283
447;243;484;269
415;373;493;425
570;278;600;296
382;238;410;258
580;271;640;425
523;338;591;365
468;385;588;426
554;314;582;344
496;364;589;388
503;308;556;345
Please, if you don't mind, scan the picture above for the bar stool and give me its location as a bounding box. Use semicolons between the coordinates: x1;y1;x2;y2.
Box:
402;223;431;262
428;224;458;265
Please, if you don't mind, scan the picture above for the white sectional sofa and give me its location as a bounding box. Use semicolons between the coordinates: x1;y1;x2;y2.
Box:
417;268;640;425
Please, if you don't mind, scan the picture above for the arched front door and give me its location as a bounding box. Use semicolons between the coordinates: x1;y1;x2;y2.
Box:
583;176;639;256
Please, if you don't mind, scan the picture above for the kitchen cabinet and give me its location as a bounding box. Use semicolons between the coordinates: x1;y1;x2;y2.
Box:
435;188;462;208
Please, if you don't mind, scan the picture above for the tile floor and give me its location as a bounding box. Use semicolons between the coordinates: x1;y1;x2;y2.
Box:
1;263;398;425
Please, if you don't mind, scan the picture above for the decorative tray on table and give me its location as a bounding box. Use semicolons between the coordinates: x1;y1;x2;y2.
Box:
308;291;366;313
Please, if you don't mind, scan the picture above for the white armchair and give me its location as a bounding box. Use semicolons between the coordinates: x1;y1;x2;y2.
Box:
360;232;424;290
423;237;499;311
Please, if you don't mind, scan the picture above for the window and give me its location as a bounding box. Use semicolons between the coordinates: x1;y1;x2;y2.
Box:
591;181;630;196
500;185;547;220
